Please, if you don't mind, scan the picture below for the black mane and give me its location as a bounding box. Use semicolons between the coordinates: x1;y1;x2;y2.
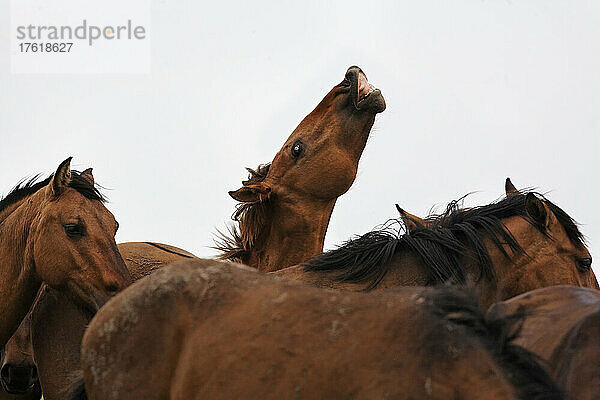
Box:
304;191;584;289
0;171;106;215
427;286;565;400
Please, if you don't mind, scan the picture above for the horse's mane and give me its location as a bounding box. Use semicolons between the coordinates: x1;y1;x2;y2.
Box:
303;191;584;289
214;163;271;263
427;286;565;400
0;171;106;215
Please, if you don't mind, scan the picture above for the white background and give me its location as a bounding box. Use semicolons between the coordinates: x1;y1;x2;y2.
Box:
1;1;598;276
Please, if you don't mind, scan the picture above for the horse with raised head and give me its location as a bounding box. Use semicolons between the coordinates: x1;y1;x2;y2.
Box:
18;66;384;398
215;65;386;271
5;65;383;398
73;258;565;400
0;158;131;349
277;179;598;307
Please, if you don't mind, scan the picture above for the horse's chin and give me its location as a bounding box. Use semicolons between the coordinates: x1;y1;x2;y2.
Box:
0;379;35;395
354;89;386;113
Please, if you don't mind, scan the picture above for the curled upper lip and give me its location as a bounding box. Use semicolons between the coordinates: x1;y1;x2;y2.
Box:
357;70;375;103
345;66;381;110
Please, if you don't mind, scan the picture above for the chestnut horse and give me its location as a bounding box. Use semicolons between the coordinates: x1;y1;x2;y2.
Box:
17;241;195;400
0;316;40;400
0;158;131;349
73;259;564;400
277;180;598;307
215;65;386;271
488;285;600;400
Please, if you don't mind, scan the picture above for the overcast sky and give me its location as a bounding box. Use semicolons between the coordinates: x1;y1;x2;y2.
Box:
1;1;599;276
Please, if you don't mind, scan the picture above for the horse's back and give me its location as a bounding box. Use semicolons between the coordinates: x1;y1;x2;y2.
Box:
82;259;522;400
116;241;197;280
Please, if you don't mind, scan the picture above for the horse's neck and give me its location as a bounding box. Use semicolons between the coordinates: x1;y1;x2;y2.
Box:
383;252;431;287
0;197;43;347
385;248;491;290
248;199;336;272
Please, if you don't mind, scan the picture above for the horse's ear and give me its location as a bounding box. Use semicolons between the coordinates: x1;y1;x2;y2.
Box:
525;193;549;229
47;157;72;198
229;183;272;203
505;178;519;196
81;168;94;186
396;204;426;232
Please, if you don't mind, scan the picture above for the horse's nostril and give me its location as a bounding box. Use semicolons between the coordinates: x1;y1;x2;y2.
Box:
0;364;37;393
0;365;9;380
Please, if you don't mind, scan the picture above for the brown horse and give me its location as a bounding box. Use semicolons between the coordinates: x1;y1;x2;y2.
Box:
488;285;600;400
215;65;386;271
0;158;131;348
277;180;598;307
0;315;40;400
24;241;195;400
0;241;195;400
73;259;564;400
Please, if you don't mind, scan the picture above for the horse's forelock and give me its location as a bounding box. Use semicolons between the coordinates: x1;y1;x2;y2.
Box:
0;170;105;217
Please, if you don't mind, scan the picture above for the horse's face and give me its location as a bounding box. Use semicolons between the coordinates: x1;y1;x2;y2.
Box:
0;314;37;395
495;194;598;300
230;66;385;204
30;159;131;315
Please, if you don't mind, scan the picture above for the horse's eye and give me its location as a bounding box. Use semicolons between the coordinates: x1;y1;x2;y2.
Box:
63;223;85;238
576;258;592;273
291;140;303;159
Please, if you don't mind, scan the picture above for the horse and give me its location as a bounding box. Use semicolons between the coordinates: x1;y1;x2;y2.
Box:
17;241;195;400
0;158;131;349
25;66;384;397
488;285;600;400
276;179;598;307
215;65;386;271
72;258;564;400
0;315;41;400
